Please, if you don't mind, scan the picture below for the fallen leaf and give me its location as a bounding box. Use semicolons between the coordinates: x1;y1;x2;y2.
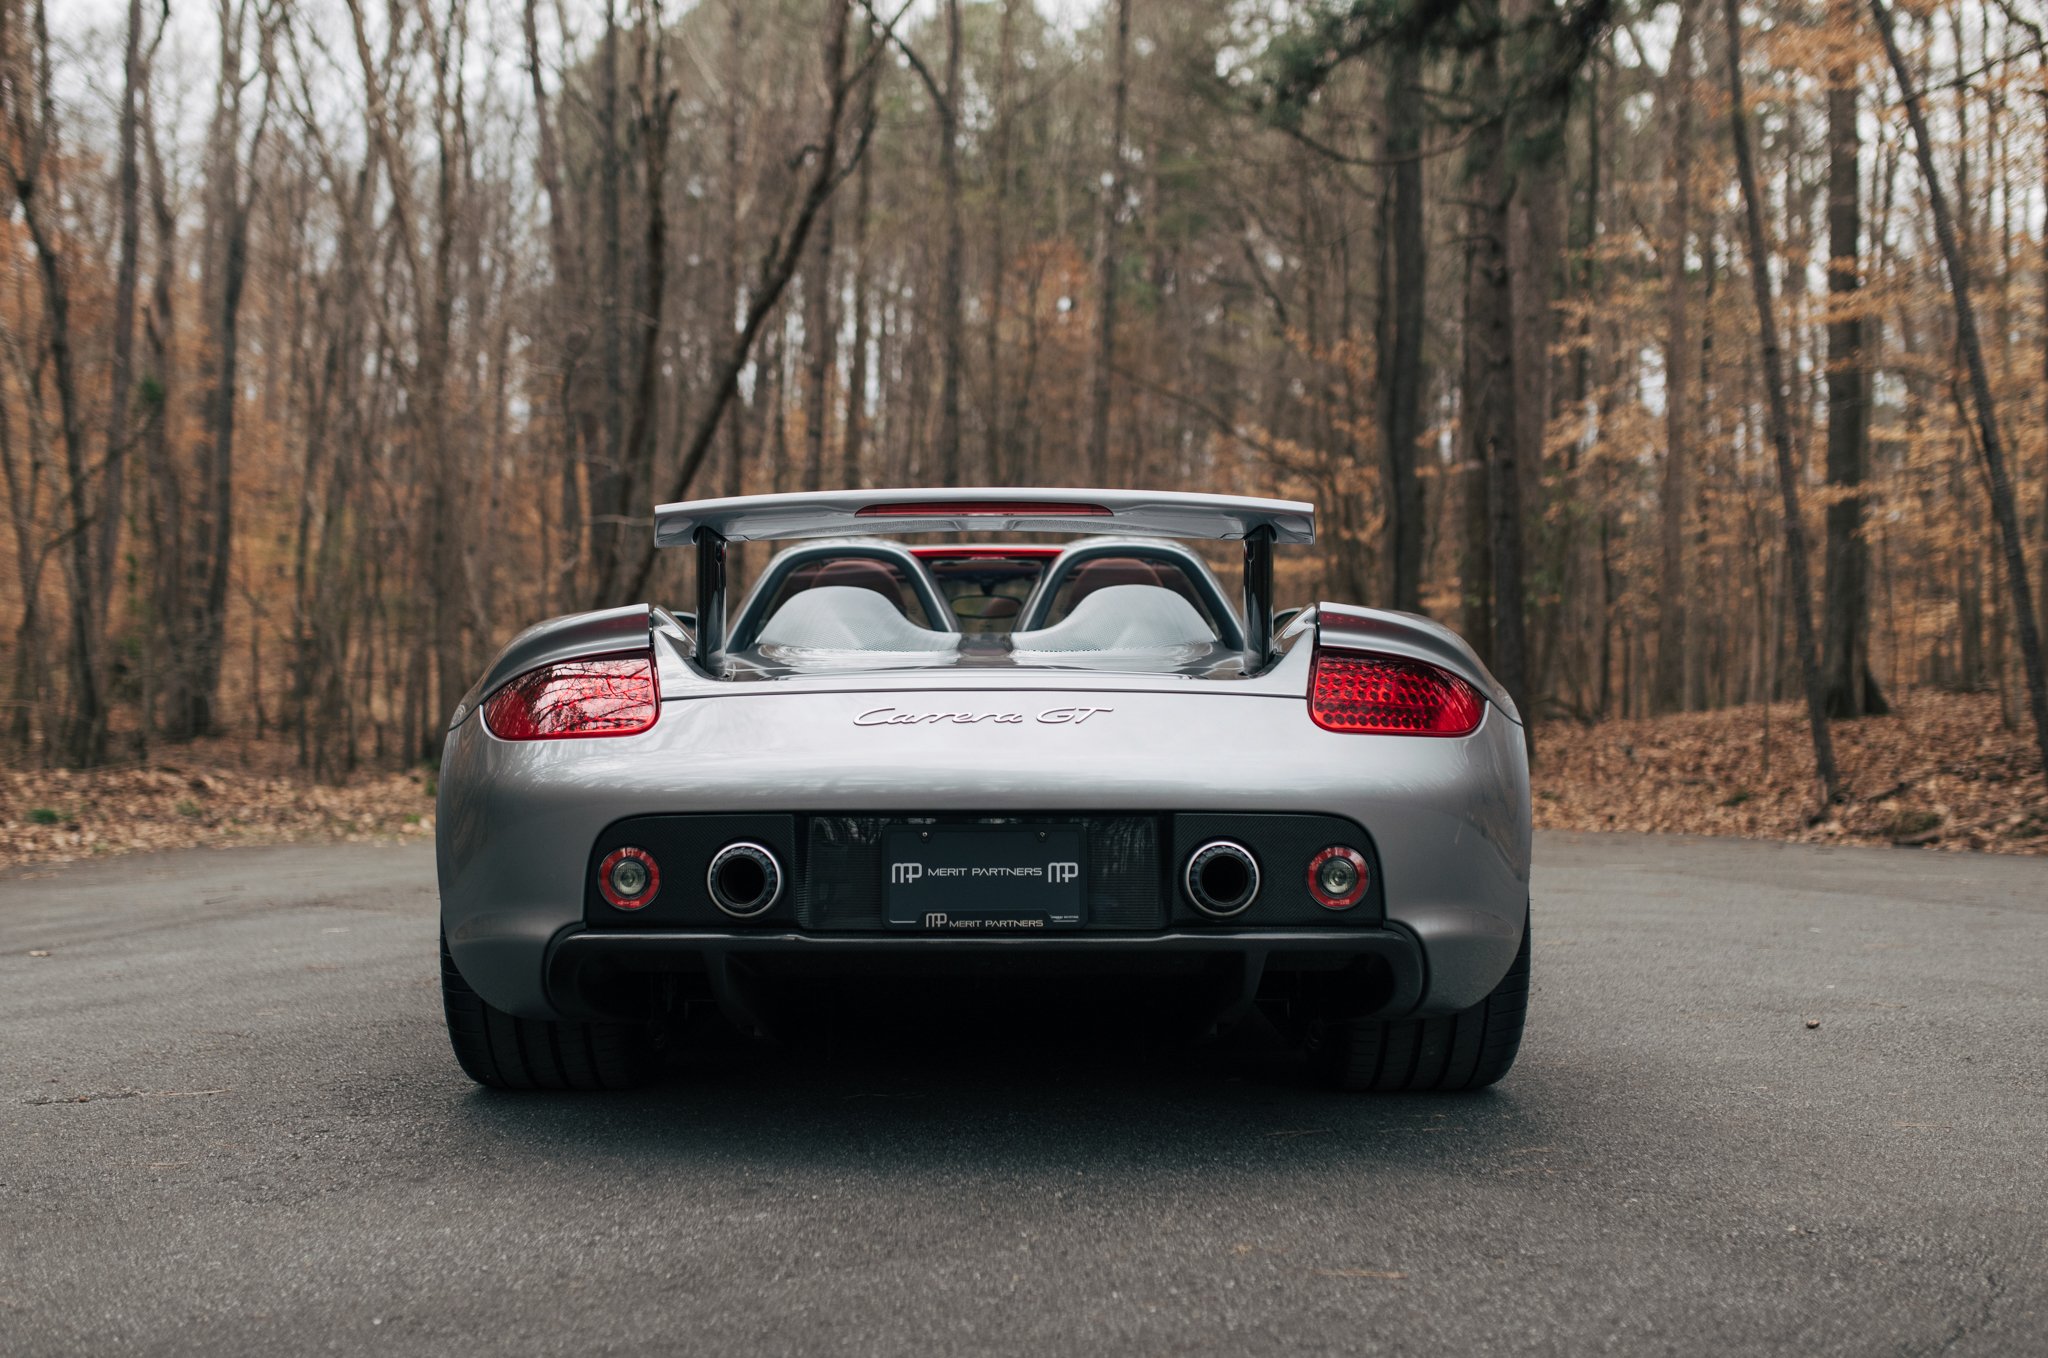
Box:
1531;692;2044;857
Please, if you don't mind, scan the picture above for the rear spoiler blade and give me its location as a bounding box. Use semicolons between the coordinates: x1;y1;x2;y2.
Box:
653;487;1315;547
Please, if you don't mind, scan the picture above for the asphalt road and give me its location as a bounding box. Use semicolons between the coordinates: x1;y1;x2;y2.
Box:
1;833;2043;1357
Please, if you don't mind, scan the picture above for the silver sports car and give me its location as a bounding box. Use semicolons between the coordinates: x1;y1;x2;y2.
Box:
437;488;1531;1092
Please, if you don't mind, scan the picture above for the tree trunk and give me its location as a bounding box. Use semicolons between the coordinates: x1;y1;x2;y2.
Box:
169;0;268;742
933;0;965;483
802;179;837;490
1504;0;1560;712
524;0;591;612
0;365;48;752
6;0;110;764
98;0;148;650
594;8;675;606
588;3;628;604
1377;40;1426;614
719;0;748;578
140;61;180;746
1654;0;1697;714
1462;7;1528;725
1870;0;2048;776
1085;0;1132;483
983;0;1017;483
1725;0;1842;804
1819;18;1887;719
842;54;880;490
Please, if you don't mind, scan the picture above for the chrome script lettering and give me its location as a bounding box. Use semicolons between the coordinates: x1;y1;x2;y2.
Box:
853;706;1113;727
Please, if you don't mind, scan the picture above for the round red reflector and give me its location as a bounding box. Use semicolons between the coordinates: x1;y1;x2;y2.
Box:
598;846;660;910
1306;845;1369;910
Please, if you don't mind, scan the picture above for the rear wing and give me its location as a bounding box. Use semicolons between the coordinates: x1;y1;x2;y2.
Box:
653;488;1314;547
659;487;1314;673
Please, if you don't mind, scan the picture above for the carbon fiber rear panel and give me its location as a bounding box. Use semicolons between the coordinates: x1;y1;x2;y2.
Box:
586;811;1382;932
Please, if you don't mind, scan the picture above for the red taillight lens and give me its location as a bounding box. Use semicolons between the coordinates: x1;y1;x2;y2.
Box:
1310;649;1483;736
482;653;659;740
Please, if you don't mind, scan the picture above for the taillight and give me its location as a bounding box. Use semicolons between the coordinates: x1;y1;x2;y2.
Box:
1310;649;1483;736
482;652;659;740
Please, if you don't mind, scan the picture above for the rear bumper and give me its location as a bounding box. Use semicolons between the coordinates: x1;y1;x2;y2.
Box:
545;925;1427;1027
439;661;1531;1022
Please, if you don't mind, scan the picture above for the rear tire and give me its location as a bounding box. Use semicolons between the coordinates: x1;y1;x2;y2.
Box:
1319;912;1529;1093
440;931;657;1090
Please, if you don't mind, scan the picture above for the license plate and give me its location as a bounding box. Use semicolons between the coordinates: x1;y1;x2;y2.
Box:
883;825;1086;929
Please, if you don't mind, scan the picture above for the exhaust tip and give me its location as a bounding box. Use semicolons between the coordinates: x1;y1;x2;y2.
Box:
1184;840;1260;918
707;841;783;918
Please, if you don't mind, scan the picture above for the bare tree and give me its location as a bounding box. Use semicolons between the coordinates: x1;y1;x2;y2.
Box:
1871;0;2048;775
881;2;965;483
801;142;837;490
1377;38;1427;614
1725;0;1842;803
523;0;592;612
98;0;160;662
160;0;275;742
591;0;678;606
1085;0;1132;483
1820;0;1886;718
1464;0;1529;726
620;0;881;602
3;0;110;763
983;0;1019;484
1653;0;1697;714
935;0;964;482
841;43;881;491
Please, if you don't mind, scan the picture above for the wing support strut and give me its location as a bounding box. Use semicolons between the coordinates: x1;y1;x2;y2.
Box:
1243;524;1275;675
695;526;728;667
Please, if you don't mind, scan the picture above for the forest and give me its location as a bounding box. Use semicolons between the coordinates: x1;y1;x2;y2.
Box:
3;0;2046;805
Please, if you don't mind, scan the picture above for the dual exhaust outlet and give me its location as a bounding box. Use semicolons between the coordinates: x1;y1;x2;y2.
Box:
713;836;1270;920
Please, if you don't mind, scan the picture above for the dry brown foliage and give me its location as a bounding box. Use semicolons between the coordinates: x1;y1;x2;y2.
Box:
1535;690;2048;854
0;740;433;870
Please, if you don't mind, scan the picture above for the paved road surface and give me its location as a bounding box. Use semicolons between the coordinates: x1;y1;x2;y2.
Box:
1;833;2043;1356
